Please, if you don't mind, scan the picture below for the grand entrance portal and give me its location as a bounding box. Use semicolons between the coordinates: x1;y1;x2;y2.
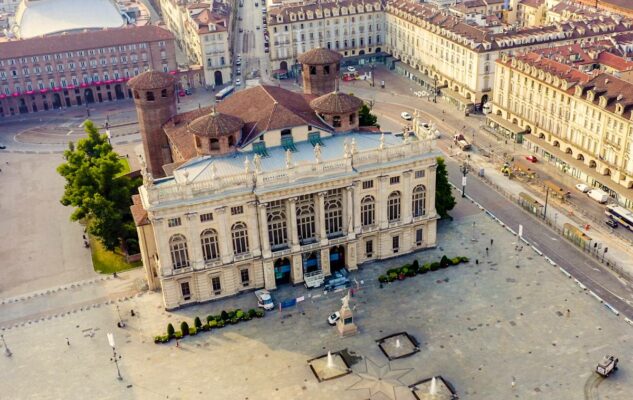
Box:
274;257;291;286
302;252;320;274
329;245;345;272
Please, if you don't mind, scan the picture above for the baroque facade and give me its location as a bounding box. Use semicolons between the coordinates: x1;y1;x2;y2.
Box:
130;48;439;309
492;52;633;207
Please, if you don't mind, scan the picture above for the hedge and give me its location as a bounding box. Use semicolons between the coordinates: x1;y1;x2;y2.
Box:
155;308;265;344
378;255;469;284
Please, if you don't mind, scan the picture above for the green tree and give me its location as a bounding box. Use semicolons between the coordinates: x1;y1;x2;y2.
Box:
358;103;378;126
57;120;139;250
180;321;190;337
435;157;456;219
167;323;175;338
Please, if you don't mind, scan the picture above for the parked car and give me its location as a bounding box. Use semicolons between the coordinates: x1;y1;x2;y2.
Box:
184;88;192;95
235;78;241;85
178;90;186;97
236;68;241;76
255;289;274;311
327;311;340;326
575;183;590;193
256;25;260;30
347;66;356;72
588;189;609;204
239;27;243;33
401;111;412;120
525;155;538;163
0;143;6;149
605;218;618;228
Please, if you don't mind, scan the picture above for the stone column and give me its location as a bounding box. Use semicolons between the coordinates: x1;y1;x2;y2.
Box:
347;242;358;271
288;197;299;250
428;163;437;217
263;259;276;290
346;186;355;239
153;218;172;276
258;203;271;258
247;201;261;257
402;170;413;223
185;212;202;269
318;191;328;245
352;181;361;234
377;176;388;229
320;248;331;277
216;207;233;264
291;254;304;284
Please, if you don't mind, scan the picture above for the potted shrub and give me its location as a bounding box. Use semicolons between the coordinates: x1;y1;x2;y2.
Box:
161;335;170;343
154;335;162;344
440;255;450;268
209;319;218;329
207;315;214;324
228;310;236;320
181;321;190;336
189;326;198;336
388;272;397;282
194;316;202;330
175;331;183;339
460;256;469;263
167;323;175;339
230;317;239;325
412;260;420;273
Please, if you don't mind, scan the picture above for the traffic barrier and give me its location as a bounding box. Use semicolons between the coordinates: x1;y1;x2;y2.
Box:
520;237;530;245
531;245;543;256
604;303;620;316
559;267;572;279
506;227;517;235
544;256;557;266
574;279;587;290
588;290;604;303
624;317;633;327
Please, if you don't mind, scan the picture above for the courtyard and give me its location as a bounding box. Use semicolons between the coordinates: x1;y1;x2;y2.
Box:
1;195;632;399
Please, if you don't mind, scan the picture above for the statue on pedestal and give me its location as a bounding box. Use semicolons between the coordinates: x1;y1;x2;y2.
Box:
285;149;293;169
337;290;358;337
379;133;386;150
314;143;322;164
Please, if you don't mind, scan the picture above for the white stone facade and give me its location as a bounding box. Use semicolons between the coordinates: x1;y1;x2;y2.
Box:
138;133;439;309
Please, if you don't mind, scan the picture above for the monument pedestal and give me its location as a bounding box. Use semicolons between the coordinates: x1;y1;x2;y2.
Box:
336;303;358;337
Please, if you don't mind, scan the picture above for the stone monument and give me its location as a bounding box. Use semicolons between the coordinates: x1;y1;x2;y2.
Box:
337;291;358;337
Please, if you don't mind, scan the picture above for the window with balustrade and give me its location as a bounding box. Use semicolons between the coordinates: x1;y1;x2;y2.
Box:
361;195;375;226
412;185;426;217
231;222;249;255
200;229;220;261
296;195;316;242
169;234;189;269
267;202;288;248
388;191;401;222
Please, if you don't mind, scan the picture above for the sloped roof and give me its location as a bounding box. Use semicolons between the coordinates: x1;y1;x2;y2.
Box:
127;70;175;90
310;91;363;114
188;109;244;137
297;47;343;65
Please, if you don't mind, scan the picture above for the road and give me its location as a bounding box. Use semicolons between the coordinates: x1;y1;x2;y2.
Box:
233;0;271;86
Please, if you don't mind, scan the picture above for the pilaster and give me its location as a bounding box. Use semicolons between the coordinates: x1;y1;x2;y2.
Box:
352;181;361;234
258;203;271;258
345;186;355;239
185;212;202;268
320;248;331;277
288;197;299;250
247;201;261;257
318;191;328;245
346;242;358;271
378;176;388;229
291;254;304;284
402;170;413;223
428;163;437;216
263;259;276;290
216;207;233;264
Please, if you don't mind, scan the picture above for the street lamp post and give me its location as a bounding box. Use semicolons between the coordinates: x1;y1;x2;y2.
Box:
116;305;125;328
460;162;469;198
602;247;608;263
107;333;123;381
370;63;375;88
1;334;12;357
471;221;477;242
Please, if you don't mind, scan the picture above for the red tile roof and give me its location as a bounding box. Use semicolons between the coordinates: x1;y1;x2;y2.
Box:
130;194;149;226
0;25;174;60
128;70;175;90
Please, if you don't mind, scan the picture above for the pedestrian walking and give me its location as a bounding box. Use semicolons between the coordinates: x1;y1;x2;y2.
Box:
485;247;489;256
66;337;70;346
176;340;180;348
566;309;571;318
511;376;516;389
490;238;494;246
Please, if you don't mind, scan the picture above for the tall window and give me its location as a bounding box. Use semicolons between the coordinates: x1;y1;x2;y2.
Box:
200;229;220;261
267;210;288;248
361;195;375;226
297;195;315;242
388;191;401;222
412;185;426;217
169;234;189;269
240;269;250;287
231;222;249;255
325;189;343;236
181;282;191;300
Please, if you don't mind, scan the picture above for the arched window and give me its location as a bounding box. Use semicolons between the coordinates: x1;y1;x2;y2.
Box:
333;115;341;128
145;91;155;101
210;138;220;150
387;191;401;222
200;229;219;261
133;90;140;99
267;211;288;248
412;185;426;217
325;199;343;235
161;89;167;98
296;195;315;242
231;222;249;255
361;195;375;226
169;234;189;269
228;135;235;147
349;113;355;124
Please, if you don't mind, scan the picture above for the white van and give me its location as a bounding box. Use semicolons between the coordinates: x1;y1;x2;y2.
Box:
482;102;492;114
588;189;609;204
255;289;274;310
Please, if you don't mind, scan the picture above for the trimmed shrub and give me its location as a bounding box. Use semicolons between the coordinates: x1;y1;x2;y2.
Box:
208;319;218;329
248;309;257;318
388;272;398;282
378;275;389;283
189;326;198;336
230;317;239;325
412;260;420;272
194;316;202;329
154;335;162;344
450;257;461;265
459;256;469;263
430;262;440;271
387;268;399;275
201;323;210;331
228;310;236;320
255;310;265;318
406;268;417;277
220;310;229;321
243;314;252;321
174;331;183;339
207;315;214;323
167;323;175;339
440;255;450;268
401;264;411;274
180;321;190;336
217;320;226;328
235;309;245;320
161;335;170;343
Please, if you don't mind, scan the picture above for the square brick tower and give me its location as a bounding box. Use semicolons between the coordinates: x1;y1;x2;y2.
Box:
128;71;177;178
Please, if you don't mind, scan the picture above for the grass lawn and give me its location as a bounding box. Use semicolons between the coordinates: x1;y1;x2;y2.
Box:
115;157;131;178
89;235;142;274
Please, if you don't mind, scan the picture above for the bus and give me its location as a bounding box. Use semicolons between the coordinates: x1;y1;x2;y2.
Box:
215;85;235;102
605;204;633;230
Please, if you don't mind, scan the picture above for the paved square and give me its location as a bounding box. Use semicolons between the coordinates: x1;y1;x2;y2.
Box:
1;197;632;399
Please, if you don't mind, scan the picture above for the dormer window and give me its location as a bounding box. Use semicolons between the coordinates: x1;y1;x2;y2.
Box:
599;96;607;108
290;13;296;21
587;91;594;102
616;104;624;115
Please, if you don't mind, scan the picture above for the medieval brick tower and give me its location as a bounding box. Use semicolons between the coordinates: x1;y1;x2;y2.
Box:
298;48;342;96
128;71;176;178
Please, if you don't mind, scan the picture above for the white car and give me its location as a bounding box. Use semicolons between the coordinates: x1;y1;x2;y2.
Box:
327;311;340;326
347;66;356;72
575;183;590;193
401;112;412;120
235;78;241;85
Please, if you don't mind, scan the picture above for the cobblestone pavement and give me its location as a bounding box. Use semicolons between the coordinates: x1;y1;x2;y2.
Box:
2;196;632;399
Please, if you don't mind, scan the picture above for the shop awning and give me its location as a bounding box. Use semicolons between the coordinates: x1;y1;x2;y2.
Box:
487;114;526;134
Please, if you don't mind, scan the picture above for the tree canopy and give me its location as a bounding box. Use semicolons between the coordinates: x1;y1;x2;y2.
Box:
358;103;378;126
57;121;139;250
435;157;456;219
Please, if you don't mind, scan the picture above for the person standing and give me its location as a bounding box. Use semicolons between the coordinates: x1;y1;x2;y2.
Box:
66;337;70;346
